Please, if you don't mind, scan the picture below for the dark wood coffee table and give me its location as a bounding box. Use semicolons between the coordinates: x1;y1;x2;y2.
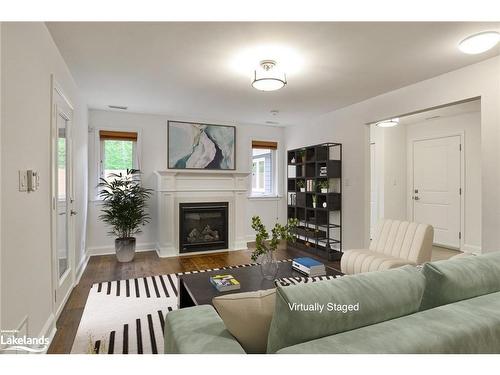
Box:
178;260;343;308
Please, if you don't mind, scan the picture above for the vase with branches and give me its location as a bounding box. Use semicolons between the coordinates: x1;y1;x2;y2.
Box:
97;169;152;262
251;216;298;280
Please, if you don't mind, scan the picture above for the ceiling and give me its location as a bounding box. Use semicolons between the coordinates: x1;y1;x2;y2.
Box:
46;22;500;126
398;99;481;126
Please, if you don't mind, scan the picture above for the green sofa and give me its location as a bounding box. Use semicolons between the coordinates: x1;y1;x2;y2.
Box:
164;252;500;354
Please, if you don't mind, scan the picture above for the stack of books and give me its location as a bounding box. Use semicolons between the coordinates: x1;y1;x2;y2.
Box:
306;179;315;192
319;166;327;177
292;257;326;277
209;274;241;292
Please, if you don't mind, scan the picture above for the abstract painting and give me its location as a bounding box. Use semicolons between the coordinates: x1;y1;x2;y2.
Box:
168;121;236;170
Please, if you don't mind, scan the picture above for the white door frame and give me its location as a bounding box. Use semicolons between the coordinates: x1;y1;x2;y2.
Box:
408;131;465;250
50;76;76;318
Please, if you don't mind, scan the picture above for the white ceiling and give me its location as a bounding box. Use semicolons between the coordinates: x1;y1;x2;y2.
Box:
46;22;500;126
398;99;481;126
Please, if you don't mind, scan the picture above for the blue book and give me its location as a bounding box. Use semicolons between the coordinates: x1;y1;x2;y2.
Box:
292;257;326;276
293;257;323;268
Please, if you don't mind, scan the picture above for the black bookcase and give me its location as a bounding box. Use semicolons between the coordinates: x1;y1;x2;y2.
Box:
287;143;342;261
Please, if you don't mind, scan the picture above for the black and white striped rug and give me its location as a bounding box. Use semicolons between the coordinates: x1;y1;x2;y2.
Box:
71;260;339;354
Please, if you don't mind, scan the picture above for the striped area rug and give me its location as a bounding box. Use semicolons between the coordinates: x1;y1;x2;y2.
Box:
70;260;339;354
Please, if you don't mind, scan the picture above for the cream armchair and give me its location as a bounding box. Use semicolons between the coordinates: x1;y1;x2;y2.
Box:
341;219;434;275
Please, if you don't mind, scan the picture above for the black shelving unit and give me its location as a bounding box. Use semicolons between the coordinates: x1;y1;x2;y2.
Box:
286;142;342;261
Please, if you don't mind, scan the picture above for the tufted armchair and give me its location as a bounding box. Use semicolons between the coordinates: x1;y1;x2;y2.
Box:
341;219;434;275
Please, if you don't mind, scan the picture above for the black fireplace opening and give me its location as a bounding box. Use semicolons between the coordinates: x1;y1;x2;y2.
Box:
179;202;229;253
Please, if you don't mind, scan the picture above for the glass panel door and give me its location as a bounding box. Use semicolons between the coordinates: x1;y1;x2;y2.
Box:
56;114;69;279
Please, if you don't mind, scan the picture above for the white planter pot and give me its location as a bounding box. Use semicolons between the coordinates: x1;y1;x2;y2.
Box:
300;188;305;192
321;188;328;193
312;203;316;208
115;237;136;262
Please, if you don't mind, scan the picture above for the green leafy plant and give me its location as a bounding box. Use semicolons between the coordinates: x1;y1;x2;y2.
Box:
298;149;306;161
312;195;317;204
97;169;153;239
318;180;329;191
250;216;299;262
297;180;305;189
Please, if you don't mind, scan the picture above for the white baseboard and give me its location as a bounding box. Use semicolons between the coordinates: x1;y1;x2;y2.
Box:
462;244;482;254
38;313;57;354
75;253;89;285
87;242;158;257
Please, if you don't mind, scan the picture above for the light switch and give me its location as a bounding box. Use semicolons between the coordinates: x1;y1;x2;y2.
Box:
18;171;27;192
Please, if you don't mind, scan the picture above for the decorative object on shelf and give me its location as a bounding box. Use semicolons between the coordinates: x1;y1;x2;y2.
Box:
298;149;306;163
251;215;298;280
252;60;287;91
290;157;296;164
318;180;329;193
97;169;153;262
322;201;327;208
312;194;317;208
168;120;235;170
297;179;305;192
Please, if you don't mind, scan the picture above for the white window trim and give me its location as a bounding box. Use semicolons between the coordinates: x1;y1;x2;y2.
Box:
249;142;280;198
91;126;142;201
252;156;266;193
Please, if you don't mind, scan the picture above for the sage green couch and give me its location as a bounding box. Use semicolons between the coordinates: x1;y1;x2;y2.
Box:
164;252;500;354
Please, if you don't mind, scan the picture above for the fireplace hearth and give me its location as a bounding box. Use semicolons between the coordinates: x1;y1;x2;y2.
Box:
179;202;229;253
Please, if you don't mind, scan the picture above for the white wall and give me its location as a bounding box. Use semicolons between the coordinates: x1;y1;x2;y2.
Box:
286;56;500;253
87;110;286;254
0;22;3;330
1;23;88;338
406;111;482;252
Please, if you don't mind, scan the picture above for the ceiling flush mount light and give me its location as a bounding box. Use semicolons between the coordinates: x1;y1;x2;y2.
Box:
375;118;400;128
252;60;287;91
458;31;500;54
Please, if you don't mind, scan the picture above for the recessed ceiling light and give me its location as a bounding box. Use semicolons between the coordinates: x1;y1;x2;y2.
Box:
375;118;400;128
458;31;500;54
252;60;287;91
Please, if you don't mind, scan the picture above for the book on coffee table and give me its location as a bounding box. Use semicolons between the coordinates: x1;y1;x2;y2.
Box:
209;274;241;292
292;257;326;277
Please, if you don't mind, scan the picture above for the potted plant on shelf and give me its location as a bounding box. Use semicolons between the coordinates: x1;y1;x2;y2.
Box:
298;149;306;163
318;180;329;193
312;194;317;208
97;169;153;262
251;216;298;280
297;180;306;192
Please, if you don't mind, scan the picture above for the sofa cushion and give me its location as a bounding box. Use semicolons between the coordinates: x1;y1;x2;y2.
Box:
420;251;500;310
213;289;276;354
164;305;245;354
277;291;500;354
266;265;425;353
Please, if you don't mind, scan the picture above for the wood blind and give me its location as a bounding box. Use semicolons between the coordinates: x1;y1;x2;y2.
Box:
252;140;278;150
99;130;138;141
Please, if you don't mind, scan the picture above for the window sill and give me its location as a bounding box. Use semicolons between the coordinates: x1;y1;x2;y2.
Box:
247;195;283;201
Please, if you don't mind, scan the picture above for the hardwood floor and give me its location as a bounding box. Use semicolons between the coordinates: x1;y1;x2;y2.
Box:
48;245;340;354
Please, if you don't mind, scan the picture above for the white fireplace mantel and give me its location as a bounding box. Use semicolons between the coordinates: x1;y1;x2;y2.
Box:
154;170;251;257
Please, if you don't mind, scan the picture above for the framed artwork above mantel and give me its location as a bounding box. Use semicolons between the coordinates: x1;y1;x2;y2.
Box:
167;120;236;170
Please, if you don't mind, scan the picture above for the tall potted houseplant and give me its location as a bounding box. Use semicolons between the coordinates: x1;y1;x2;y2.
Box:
251;216;298;280
98;169;152;262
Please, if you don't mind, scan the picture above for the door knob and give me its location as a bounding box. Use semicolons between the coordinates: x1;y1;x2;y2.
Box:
414;196;420;201
70;210;78;216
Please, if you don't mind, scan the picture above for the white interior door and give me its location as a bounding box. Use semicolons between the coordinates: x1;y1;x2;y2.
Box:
52;83;75;316
412;135;461;248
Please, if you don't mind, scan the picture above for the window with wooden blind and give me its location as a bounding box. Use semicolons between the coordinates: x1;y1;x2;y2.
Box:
251;140;278;196
99;130;138;182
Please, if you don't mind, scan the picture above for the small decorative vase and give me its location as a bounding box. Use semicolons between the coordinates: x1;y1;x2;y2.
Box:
260;252;279;280
312;202;316;208
115;237;136;262
322;202;327;208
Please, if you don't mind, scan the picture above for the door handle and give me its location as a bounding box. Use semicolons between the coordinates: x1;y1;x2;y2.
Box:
414;196;420;201
70;210;78;216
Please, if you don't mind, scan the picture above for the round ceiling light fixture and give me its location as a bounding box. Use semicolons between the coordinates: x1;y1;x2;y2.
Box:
252;60;287;91
458;31;500;54
375;118;400;128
